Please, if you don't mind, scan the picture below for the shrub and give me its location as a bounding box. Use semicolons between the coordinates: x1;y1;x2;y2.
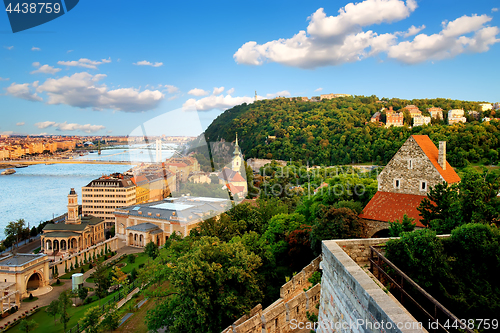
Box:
88;263;93;269
138;263;144;269
127;254;136;264
81;268;85;274
29;293;33;300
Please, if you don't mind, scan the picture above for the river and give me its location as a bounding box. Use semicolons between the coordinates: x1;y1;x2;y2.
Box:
0;144;177;239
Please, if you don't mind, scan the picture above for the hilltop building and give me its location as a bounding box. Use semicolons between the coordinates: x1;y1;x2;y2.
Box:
385;107;403;127
360;135;460;230
479;103;493;111
413;115;431;127
42;189;106;254
320;93;351;100
403;105;422;118
114;196;230;246
370;112;381;123
448;109;467;125
427;107;443;119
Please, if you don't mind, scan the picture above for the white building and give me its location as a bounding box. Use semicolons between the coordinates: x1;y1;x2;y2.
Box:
448;109;467;125
479;103;493;111
413;116;431;127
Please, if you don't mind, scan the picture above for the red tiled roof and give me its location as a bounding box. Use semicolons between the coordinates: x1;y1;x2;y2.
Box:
359;191;426;227
412;135;461;184
227;183;245;194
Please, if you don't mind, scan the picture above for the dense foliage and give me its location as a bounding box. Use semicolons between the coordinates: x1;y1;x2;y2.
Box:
201;96;500;166
385;224;500;323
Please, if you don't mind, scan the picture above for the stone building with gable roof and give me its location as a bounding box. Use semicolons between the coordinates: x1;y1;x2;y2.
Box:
360;135;460;234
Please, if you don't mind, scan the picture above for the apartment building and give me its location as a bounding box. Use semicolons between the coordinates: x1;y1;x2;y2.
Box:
403;105;422;118
413;115;431;127
82;175;136;229
448;109;467;125
427;107;443;119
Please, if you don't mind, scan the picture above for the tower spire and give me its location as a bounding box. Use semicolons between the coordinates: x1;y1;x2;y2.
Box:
235;132;238;147
255;91;257;102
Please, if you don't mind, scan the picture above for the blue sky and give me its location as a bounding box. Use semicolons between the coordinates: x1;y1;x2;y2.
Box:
0;0;499;136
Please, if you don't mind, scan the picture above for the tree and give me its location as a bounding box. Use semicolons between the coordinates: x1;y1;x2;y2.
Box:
4;219;25;249
93;261;110;299
388;214;416;237
79;306;101;333
111;266;127;286
144;237;263;333
310;207;366;254
58;290;72;332
78;287;88;303
100;304;120;332
19;319;38;333
144;241;159;260
46;300;59;325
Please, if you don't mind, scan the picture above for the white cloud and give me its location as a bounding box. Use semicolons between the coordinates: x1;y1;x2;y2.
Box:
164;85;179;94
4;46;13;50
213;86;225;95
57;58;111;69
16;122;25;126
315;87;323;92
107;130;113;133
30;64;61;75
266;90;291;98
387;15;499;64
401;25;426;38
133;60;163;67
0;77;9;81
227;88;235;95
188;88;209;96
33;72;164;112
67;50;73;53
32;62;40;67
31;47;41;51
183;94;255;111
35;121;105;133
183;90;289;111
234;0;499;68
492;8;498;13
6;83;43;102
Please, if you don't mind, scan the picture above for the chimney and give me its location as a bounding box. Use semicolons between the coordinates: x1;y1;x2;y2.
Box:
438;141;446;170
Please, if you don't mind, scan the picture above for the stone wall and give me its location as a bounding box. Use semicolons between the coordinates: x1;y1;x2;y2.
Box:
317;239;425;333
378;136;443;196
222;256;321;333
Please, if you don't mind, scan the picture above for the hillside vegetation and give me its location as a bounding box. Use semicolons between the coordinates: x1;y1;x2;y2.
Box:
202;96;500;167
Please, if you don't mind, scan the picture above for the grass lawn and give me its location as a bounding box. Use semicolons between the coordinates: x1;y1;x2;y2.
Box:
86;252;148;283
59;254;113;279
6;290;121;333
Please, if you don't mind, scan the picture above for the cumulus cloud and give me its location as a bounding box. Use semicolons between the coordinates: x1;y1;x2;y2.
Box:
492;8;498;13
183;94;255;111
163;84;179;94
188;88;209;96
33;72;164;112
31;47;41;51
213;86;225;95
30;64;61;75
16;122;25;126
134;60;163;67
234;0;499;68
387;15;500;64
57;58;111;69
35;121;105;133
6;83;43;102
32;62;40;67
315;87;323;92
183;90;289;111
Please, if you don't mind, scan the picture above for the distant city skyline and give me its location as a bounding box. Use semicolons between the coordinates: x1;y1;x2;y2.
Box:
1;0;499;136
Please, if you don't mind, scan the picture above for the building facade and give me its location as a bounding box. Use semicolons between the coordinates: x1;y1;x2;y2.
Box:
82;175;136;229
427;107;443;119
413;115;431;127
114;196;231;247
360;135;461;227
42;189;106;254
385;107;404;127
448;109;467;124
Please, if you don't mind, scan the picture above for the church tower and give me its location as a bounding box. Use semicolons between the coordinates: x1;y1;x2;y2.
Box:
232;133;243;172
67;188;80;224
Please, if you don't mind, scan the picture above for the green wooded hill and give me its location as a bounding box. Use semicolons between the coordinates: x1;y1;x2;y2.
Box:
201;96;499;167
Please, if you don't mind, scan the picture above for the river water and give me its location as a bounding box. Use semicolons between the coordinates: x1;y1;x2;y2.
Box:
0;145;177;239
